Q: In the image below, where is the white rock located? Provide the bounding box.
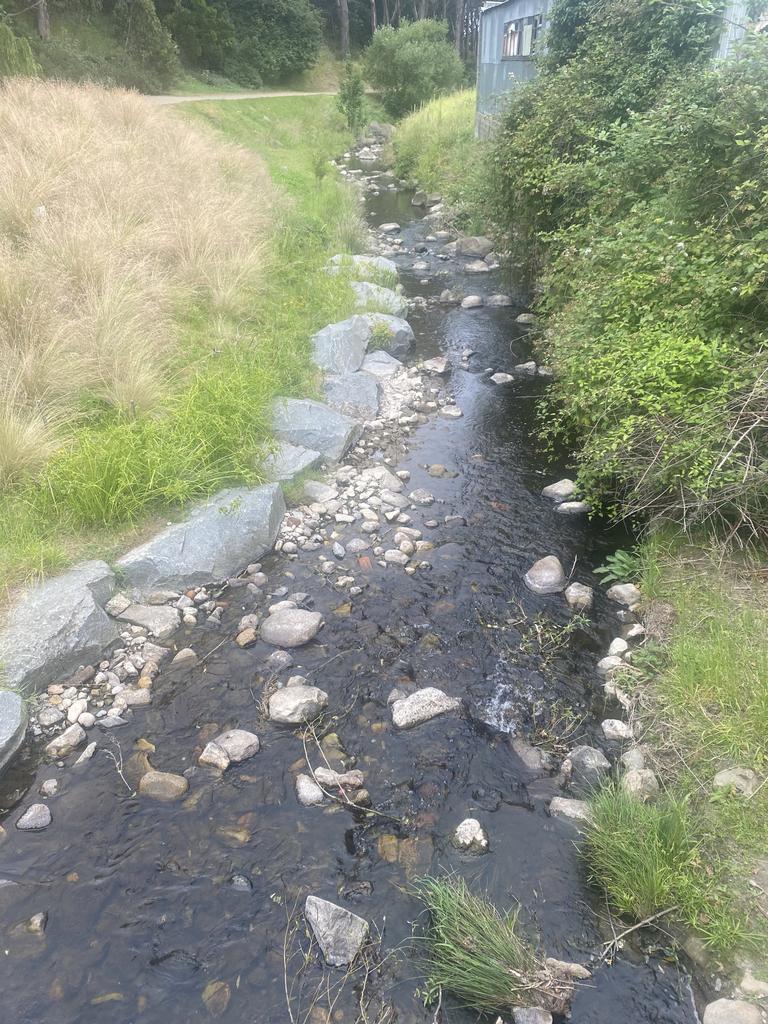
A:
[452,818,489,853]
[461,295,483,309]
[391,687,461,729]
[541,479,576,503]
[564,582,593,612]
[199,741,230,770]
[557,501,590,515]
[490,372,514,384]
[621,768,660,802]
[601,719,634,741]
[524,556,567,595]
[16,803,52,831]
[409,489,434,506]
[702,999,762,1024]
[260,609,323,648]
[296,773,325,806]
[597,655,624,675]
[608,637,629,657]
[513,1010,552,1024]
[607,582,642,606]
[269,685,329,724]
[39,778,59,797]
[549,797,592,824]
[45,723,86,758]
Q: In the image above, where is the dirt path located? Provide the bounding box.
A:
[150,89,336,106]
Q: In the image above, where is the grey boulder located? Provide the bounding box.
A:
[360,313,415,359]
[311,315,370,374]
[323,372,380,419]
[273,398,361,462]
[607,582,642,606]
[45,723,86,758]
[269,685,329,724]
[524,556,567,595]
[562,745,610,795]
[0,560,117,694]
[116,485,284,592]
[260,609,323,648]
[16,803,52,831]
[116,603,180,640]
[361,350,404,377]
[455,235,494,258]
[0,690,28,774]
[702,1000,762,1024]
[305,895,369,966]
[542,479,576,503]
[352,282,407,318]
[263,442,321,482]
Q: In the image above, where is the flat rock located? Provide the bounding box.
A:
[549,797,592,824]
[171,648,198,668]
[215,729,260,763]
[360,312,414,359]
[45,723,86,758]
[117,485,284,591]
[712,767,759,798]
[311,315,370,374]
[490,372,514,384]
[323,371,380,419]
[461,295,483,309]
[423,356,449,374]
[379,222,400,234]
[607,582,642,606]
[361,350,403,377]
[0,560,117,694]
[702,999,762,1024]
[116,604,180,640]
[524,556,567,595]
[360,464,404,491]
[557,501,590,515]
[260,609,323,647]
[296,773,325,806]
[329,254,397,279]
[0,690,28,774]
[542,479,576,502]
[391,687,461,729]
[352,282,407,318]
[455,235,493,258]
[139,770,189,801]
[269,685,329,724]
[305,895,369,966]
[486,294,513,306]
[273,398,361,462]
[263,442,321,482]
[565,582,593,612]
[16,803,51,831]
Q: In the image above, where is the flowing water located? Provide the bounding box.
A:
[0,156,699,1024]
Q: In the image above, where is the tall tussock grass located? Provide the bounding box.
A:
[0,78,272,485]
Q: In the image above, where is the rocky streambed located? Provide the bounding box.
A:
[0,138,706,1024]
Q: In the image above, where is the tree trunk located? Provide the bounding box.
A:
[370,0,377,33]
[382,0,389,24]
[36,0,50,41]
[338,0,350,56]
[454,0,464,53]
[417,0,427,17]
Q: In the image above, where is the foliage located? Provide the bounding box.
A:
[166,0,235,72]
[0,21,38,76]
[410,876,570,1015]
[337,59,364,133]
[583,785,750,952]
[226,0,322,82]
[113,0,180,90]
[595,547,645,585]
[363,19,464,118]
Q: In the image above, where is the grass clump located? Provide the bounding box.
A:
[411,876,572,1016]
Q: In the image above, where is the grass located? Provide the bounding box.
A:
[410,876,572,1016]
[391,89,486,232]
[0,91,370,599]
[582,536,768,961]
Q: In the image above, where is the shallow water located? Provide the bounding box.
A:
[0,160,698,1024]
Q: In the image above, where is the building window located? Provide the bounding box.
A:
[502,13,543,58]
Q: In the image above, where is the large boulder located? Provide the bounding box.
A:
[360,313,415,359]
[262,442,322,482]
[269,685,329,724]
[352,282,408,318]
[260,609,323,647]
[524,556,567,595]
[455,235,494,258]
[323,372,380,419]
[311,315,370,374]
[117,485,284,593]
[305,895,369,966]
[273,398,361,462]
[328,254,397,279]
[702,1000,762,1024]
[0,690,28,773]
[0,560,117,694]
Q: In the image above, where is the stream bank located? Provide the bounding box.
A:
[0,138,702,1024]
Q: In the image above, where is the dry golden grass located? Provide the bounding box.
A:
[0,78,273,485]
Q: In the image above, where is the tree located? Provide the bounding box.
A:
[363,19,464,116]
[0,21,39,75]
[114,0,180,89]
[166,0,234,70]
[227,0,322,81]
[337,58,364,130]
[338,0,350,54]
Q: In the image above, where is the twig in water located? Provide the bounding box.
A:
[599,906,678,961]
[102,738,134,795]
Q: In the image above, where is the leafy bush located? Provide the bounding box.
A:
[363,19,464,118]
[166,0,235,72]
[113,0,180,90]
[0,21,39,76]
[337,59,364,133]
[227,0,321,82]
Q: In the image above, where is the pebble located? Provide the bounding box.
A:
[564,582,593,612]
[39,778,59,798]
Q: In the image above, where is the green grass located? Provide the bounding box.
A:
[410,876,570,1016]
[0,95,367,598]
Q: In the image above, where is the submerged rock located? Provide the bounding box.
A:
[138,770,188,801]
[524,556,567,595]
[260,609,323,648]
[16,803,52,831]
[304,895,369,966]
[452,818,489,853]
[296,773,325,806]
[391,687,461,729]
[269,685,329,724]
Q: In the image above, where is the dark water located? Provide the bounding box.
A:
[0,163,698,1024]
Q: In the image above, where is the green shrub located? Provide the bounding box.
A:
[166,0,235,72]
[227,0,322,82]
[0,22,39,76]
[113,0,180,90]
[363,19,464,118]
[337,59,364,133]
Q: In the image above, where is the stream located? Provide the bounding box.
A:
[0,149,699,1024]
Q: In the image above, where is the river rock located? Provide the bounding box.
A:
[513,1010,552,1024]
[0,560,117,693]
[621,768,660,802]
[199,741,229,770]
[116,604,180,640]
[329,254,397,279]
[409,488,434,506]
[260,609,322,647]
[304,480,338,503]
[0,690,28,774]
[16,803,51,831]
[461,295,483,309]
[139,770,188,801]
[602,719,633,741]
[542,479,576,502]
[269,685,329,724]
[323,371,380,419]
[352,282,407,318]
[557,501,590,515]
[273,398,361,462]
[311,315,370,374]
[216,729,260,763]
[597,655,624,675]
[607,582,642,606]
[296,773,325,806]
[304,895,369,966]
[171,648,198,668]
[45,723,86,758]
[391,687,461,729]
[562,745,610,794]
[314,767,364,788]
[712,767,759,798]
[516,312,537,325]
[486,294,513,306]
[456,235,493,258]
[490,372,514,384]
[39,778,59,797]
[263,442,322,482]
[423,356,449,374]
[361,350,404,377]
[524,556,567,595]
[379,222,400,234]
[452,818,489,853]
[564,582,593,612]
[549,797,592,824]
[702,999,762,1024]
[117,485,284,591]
[67,698,87,723]
[360,312,415,359]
